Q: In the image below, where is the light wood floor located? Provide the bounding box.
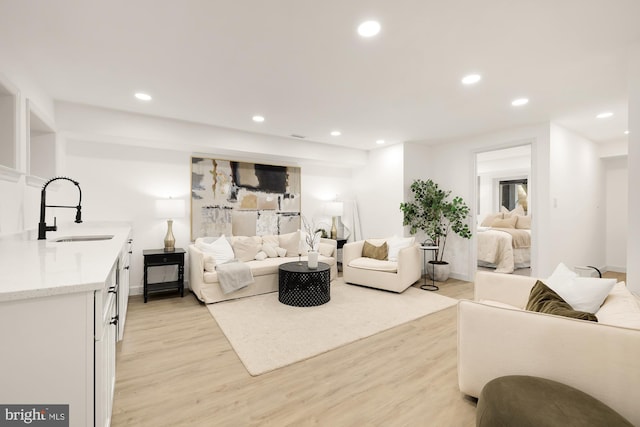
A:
[112,276,476,427]
[112,270,627,426]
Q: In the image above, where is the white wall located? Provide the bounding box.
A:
[603,156,627,272]
[548,123,606,271]
[56,103,360,294]
[628,44,640,295]
[352,144,405,239]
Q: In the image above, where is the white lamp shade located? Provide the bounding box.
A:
[155,198,185,219]
[325,201,344,217]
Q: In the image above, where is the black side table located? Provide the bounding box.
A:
[335,238,347,271]
[143,248,185,303]
[278,261,331,307]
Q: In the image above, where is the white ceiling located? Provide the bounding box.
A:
[1,0,638,150]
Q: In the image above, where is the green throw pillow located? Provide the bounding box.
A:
[526,280,598,322]
[362,241,388,260]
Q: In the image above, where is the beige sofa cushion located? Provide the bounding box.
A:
[279,231,300,256]
[596,282,640,329]
[348,257,398,272]
[231,236,262,262]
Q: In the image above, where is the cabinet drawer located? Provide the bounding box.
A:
[144,252,184,266]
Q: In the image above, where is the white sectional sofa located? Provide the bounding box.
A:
[189,233,337,304]
[458,271,640,426]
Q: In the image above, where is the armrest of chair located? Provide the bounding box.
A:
[397,243,421,281]
[474,271,537,308]
[343,241,364,266]
[188,244,205,287]
[319,237,338,258]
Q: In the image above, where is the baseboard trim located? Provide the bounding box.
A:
[605,265,627,273]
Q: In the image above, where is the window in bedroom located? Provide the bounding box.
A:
[499,178,528,214]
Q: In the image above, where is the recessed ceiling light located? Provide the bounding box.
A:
[624,130,630,135]
[330,131,341,136]
[134,92,152,101]
[252,115,265,123]
[461,74,481,85]
[511,98,529,107]
[358,20,381,37]
[376,139,385,145]
[596,112,613,119]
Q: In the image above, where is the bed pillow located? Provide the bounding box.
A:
[526,280,598,322]
[387,236,415,261]
[501,205,525,218]
[195,234,234,265]
[362,240,388,260]
[545,263,616,313]
[515,215,531,229]
[490,216,517,228]
[481,212,503,227]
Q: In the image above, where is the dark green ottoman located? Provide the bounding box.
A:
[476,375,633,427]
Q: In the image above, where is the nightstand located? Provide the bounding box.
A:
[142,248,185,303]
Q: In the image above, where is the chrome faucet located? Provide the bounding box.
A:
[38,176,83,240]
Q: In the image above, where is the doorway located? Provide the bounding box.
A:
[475,144,532,276]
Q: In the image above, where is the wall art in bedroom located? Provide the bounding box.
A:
[191,156,301,240]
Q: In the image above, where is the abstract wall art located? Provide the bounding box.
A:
[191,157,301,240]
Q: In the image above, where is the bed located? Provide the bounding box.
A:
[477,226,531,274]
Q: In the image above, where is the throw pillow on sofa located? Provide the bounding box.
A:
[262,243,278,258]
[546,263,616,313]
[387,236,415,261]
[363,240,388,260]
[195,235,234,265]
[525,281,598,322]
[278,231,300,256]
[231,236,261,262]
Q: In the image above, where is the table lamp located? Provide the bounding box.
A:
[155,198,185,252]
[325,201,344,240]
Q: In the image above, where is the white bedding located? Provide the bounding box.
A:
[477,228,531,273]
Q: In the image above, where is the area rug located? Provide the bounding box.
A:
[206,279,458,376]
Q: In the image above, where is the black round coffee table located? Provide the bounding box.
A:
[278,261,331,307]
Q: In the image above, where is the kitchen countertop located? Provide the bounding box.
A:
[0,223,132,302]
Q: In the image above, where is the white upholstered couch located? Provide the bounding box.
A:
[189,234,337,304]
[342,237,421,293]
[458,271,640,425]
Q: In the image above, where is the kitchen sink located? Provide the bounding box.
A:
[53,235,114,242]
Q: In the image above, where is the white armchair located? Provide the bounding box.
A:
[343,238,421,293]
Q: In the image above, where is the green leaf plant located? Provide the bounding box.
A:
[399,179,472,263]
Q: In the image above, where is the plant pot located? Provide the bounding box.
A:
[427,260,450,282]
[307,251,319,269]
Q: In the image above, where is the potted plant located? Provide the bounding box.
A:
[399,179,472,281]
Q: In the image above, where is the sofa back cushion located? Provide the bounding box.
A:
[526,281,598,322]
[231,236,262,262]
[278,231,300,257]
[195,235,235,265]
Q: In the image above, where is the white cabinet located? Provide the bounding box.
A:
[117,237,132,340]
[0,229,131,427]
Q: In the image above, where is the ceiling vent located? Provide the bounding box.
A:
[290,134,306,139]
